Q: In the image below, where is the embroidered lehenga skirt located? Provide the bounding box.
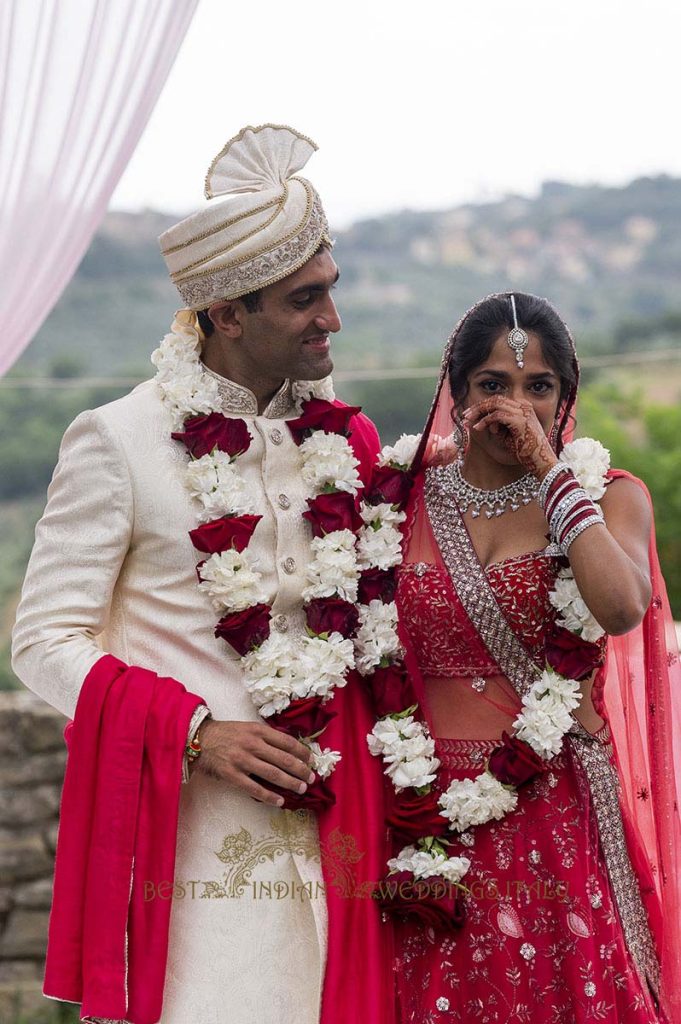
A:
[393,731,660,1024]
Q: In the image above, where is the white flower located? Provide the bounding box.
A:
[536,670,582,710]
[299,633,355,699]
[386,754,440,791]
[292,376,336,406]
[367,714,424,756]
[559,438,610,500]
[514,705,566,759]
[549,570,606,642]
[439,856,472,884]
[387,845,471,883]
[307,742,342,778]
[355,600,401,675]
[185,452,220,496]
[383,731,437,763]
[299,432,361,495]
[197,549,266,613]
[158,367,220,426]
[302,530,359,603]
[513,675,579,760]
[357,521,404,571]
[378,434,421,469]
[360,502,407,529]
[438,773,518,832]
[150,335,196,378]
[243,633,306,717]
[387,845,420,874]
[195,463,257,521]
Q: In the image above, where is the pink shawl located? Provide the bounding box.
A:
[43,653,204,1023]
[319,406,396,1024]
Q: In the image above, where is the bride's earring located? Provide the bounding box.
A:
[549,422,559,449]
[452,417,469,463]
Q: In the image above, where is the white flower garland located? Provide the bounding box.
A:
[362,434,611,885]
[151,313,365,780]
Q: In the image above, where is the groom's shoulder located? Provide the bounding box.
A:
[85,378,165,432]
[60,379,168,457]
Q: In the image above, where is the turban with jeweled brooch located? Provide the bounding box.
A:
[158,123,332,309]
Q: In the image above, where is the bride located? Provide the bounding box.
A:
[364,292,680,1023]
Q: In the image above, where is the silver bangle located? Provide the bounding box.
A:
[549,489,593,540]
[560,514,605,555]
[537,462,572,510]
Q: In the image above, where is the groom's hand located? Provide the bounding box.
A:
[193,719,316,807]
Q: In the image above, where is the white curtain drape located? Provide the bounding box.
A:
[0,0,199,377]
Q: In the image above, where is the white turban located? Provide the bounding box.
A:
[158,123,332,309]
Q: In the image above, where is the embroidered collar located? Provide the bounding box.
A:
[200,362,294,419]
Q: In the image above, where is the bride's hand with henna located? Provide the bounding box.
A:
[463,397,558,480]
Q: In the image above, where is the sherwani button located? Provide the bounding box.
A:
[282,557,296,574]
[273,614,289,632]
[278,493,291,510]
[270,428,283,445]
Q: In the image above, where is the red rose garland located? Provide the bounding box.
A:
[151,313,371,811]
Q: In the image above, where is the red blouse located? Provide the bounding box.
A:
[396,549,572,677]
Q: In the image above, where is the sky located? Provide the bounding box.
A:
[110,0,681,228]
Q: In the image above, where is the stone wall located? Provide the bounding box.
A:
[0,690,67,1020]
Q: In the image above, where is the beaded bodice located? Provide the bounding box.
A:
[396,549,565,677]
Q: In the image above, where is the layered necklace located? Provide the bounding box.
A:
[446,461,539,519]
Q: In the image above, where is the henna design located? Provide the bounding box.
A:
[464,398,557,479]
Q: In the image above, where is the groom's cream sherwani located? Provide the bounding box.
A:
[11,367,346,1024]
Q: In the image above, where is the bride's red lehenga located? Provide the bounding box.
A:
[387,301,681,1024]
[395,530,659,1022]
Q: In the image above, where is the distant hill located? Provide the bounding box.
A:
[12,174,681,378]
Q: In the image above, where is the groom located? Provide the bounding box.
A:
[11,125,390,1024]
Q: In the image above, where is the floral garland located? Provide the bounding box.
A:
[151,311,373,809]
[358,434,611,926]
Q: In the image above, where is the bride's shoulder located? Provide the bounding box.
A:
[601,471,652,526]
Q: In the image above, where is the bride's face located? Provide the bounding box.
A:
[462,330,562,466]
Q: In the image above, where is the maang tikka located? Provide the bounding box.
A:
[507,294,529,369]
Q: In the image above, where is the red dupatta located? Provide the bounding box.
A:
[44,654,204,1024]
[319,405,396,1024]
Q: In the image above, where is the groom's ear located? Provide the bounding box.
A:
[208,301,246,339]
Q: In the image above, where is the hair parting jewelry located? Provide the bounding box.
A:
[507,294,529,369]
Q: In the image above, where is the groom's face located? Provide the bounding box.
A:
[235,248,342,383]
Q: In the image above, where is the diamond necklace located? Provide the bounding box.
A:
[446,461,539,519]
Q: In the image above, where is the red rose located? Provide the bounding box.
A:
[172,413,252,458]
[545,626,604,681]
[303,492,364,538]
[387,789,447,843]
[358,567,397,604]
[214,604,271,655]
[365,466,413,508]
[269,697,336,737]
[370,663,416,717]
[306,597,360,638]
[287,399,362,444]
[373,871,466,930]
[189,514,262,554]
[488,731,545,787]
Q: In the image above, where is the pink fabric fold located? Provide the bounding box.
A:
[43,653,204,1024]
[320,407,396,1024]
[604,470,681,1022]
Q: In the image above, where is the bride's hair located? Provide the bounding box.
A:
[447,292,577,406]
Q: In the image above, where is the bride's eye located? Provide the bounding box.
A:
[480,380,503,393]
